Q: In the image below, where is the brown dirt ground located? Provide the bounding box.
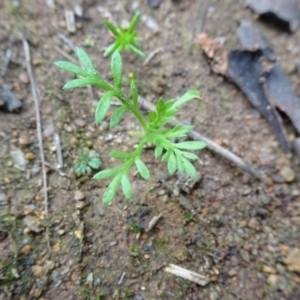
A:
[1,0,300,299]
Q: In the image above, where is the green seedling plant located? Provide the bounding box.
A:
[104,12,145,57]
[55,48,206,203]
[75,150,102,175]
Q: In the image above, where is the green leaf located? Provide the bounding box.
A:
[176,154,184,174]
[135,157,150,180]
[167,153,177,175]
[111,51,123,88]
[128,43,145,57]
[54,61,88,77]
[77,48,96,74]
[104,41,119,57]
[104,20,120,38]
[162,149,172,162]
[148,111,157,122]
[131,80,138,107]
[110,105,127,129]
[175,141,207,150]
[103,175,121,204]
[164,125,194,139]
[182,157,197,179]
[121,174,132,200]
[95,92,114,124]
[93,168,117,180]
[181,151,199,160]
[165,99,176,109]
[88,158,102,169]
[173,90,201,108]
[109,150,131,160]
[128,13,141,32]
[154,145,163,158]
[63,76,112,90]
[156,98,165,113]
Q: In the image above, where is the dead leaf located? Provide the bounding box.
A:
[245,0,300,32]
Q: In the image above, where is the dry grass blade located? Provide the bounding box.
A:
[165,264,209,286]
[22,37,50,252]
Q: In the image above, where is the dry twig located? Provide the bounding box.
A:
[22,37,51,252]
[138,96,263,180]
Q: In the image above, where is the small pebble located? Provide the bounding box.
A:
[0,193,9,204]
[76,201,86,209]
[25,152,35,160]
[19,73,29,84]
[74,190,85,201]
[279,166,295,182]
[21,244,32,255]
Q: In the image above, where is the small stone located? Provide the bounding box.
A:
[276,157,291,167]
[279,166,295,182]
[10,149,28,171]
[98,207,105,216]
[248,217,260,231]
[19,136,29,146]
[284,248,300,272]
[0,193,9,204]
[76,201,86,209]
[57,229,65,235]
[267,275,288,291]
[25,152,35,161]
[147,0,161,9]
[74,118,86,127]
[74,190,85,201]
[32,265,44,277]
[19,73,29,84]
[44,260,55,272]
[86,272,93,284]
[23,216,43,233]
[21,244,32,255]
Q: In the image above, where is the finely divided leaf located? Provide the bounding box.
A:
[175,141,207,150]
[54,61,88,77]
[176,154,184,174]
[168,153,177,175]
[182,157,197,179]
[103,175,121,204]
[95,92,114,124]
[121,174,132,200]
[63,76,111,90]
[135,157,150,180]
[63,78,96,89]
[77,48,97,74]
[110,105,127,129]
[128,43,145,57]
[181,151,199,160]
[104,41,119,57]
[104,20,120,38]
[111,51,123,88]
[164,125,194,139]
[128,13,141,32]
[109,150,131,160]
[154,145,163,158]
[93,168,117,180]
[173,90,201,108]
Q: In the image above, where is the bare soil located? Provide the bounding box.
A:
[1,0,300,299]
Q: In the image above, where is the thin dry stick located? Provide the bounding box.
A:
[22,37,50,252]
[138,96,263,180]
